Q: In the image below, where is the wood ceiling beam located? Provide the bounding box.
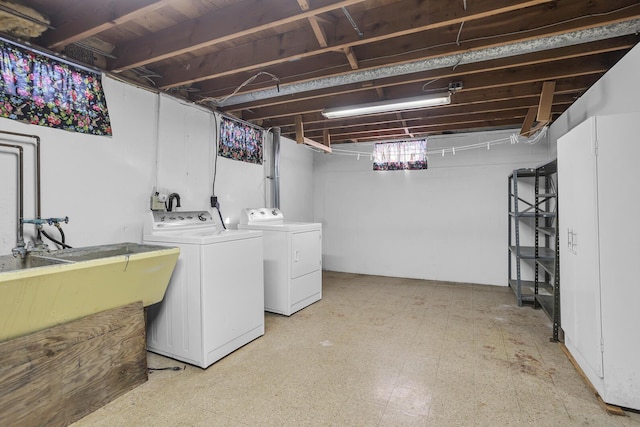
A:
[344,47,359,69]
[236,53,616,122]
[537,81,556,122]
[305,106,570,142]
[310,17,330,48]
[520,107,538,137]
[282,95,576,134]
[297,0,330,48]
[156,0,553,88]
[316,118,531,143]
[192,0,639,99]
[351,0,640,70]
[42,0,167,49]
[218,37,633,113]
[254,75,598,127]
[110,0,366,72]
[300,109,561,139]
[288,103,570,138]
[268,94,575,133]
[295,115,332,152]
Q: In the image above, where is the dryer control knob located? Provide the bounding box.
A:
[198,213,207,221]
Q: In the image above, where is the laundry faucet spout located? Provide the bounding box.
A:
[167,193,181,212]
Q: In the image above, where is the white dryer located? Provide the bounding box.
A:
[143,209,264,368]
[239,208,322,316]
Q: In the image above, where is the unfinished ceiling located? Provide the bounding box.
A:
[5,0,640,144]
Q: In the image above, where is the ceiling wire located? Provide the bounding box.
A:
[421,78,441,91]
[456,22,465,46]
[302,126,547,157]
[197,71,280,106]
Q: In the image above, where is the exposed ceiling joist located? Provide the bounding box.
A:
[110,0,367,72]
[222,36,633,114]
[156,0,553,88]
[15,0,640,142]
[295,115,332,152]
[220,19,640,107]
[45,0,166,49]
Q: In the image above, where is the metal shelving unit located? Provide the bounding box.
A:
[508,159,560,341]
[533,160,560,341]
[508,167,537,306]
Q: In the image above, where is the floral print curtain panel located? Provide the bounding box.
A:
[0,40,111,136]
[219,116,263,164]
[373,139,428,171]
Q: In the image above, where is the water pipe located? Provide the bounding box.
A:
[0,131,41,219]
[0,142,24,254]
[272,127,281,209]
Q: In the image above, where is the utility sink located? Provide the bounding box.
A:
[0,242,179,342]
[41,242,171,262]
[0,254,71,272]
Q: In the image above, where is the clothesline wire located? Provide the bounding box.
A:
[301,126,547,158]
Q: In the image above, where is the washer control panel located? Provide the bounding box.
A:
[150,210,216,230]
[240,208,284,225]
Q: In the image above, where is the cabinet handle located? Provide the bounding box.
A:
[295,250,299,262]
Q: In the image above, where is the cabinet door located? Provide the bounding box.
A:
[558,117,603,378]
[596,113,640,408]
[291,230,322,278]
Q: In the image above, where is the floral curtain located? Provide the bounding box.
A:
[0,40,111,136]
[219,116,263,164]
[373,139,428,171]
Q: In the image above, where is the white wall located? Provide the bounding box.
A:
[278,136,314,222]
[0,76,158,253]
[314,43,640,287]
[155,95,266,227]
[549,43,640,150]
[313,130,550,286]
[0,75,314,253]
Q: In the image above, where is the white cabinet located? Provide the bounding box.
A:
[558,113,640,410]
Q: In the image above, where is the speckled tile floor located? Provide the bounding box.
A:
[72,271,640,426]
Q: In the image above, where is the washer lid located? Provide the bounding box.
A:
[144,228,262,244]
[238,222,321,232]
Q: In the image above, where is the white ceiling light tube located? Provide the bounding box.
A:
[321,92,451,119]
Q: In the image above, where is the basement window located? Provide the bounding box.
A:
[219,116,263,164]
[373,139,428,171]
[0,39,111,136]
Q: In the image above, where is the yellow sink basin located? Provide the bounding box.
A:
[0,242,179,342]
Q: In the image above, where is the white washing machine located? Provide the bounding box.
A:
[238,208,322,316]
[143,209,264,368]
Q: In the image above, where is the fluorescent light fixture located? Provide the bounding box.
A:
[322,92,451,119]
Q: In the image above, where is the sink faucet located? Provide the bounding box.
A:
[167,193,181,212]
[13,217,70,258]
